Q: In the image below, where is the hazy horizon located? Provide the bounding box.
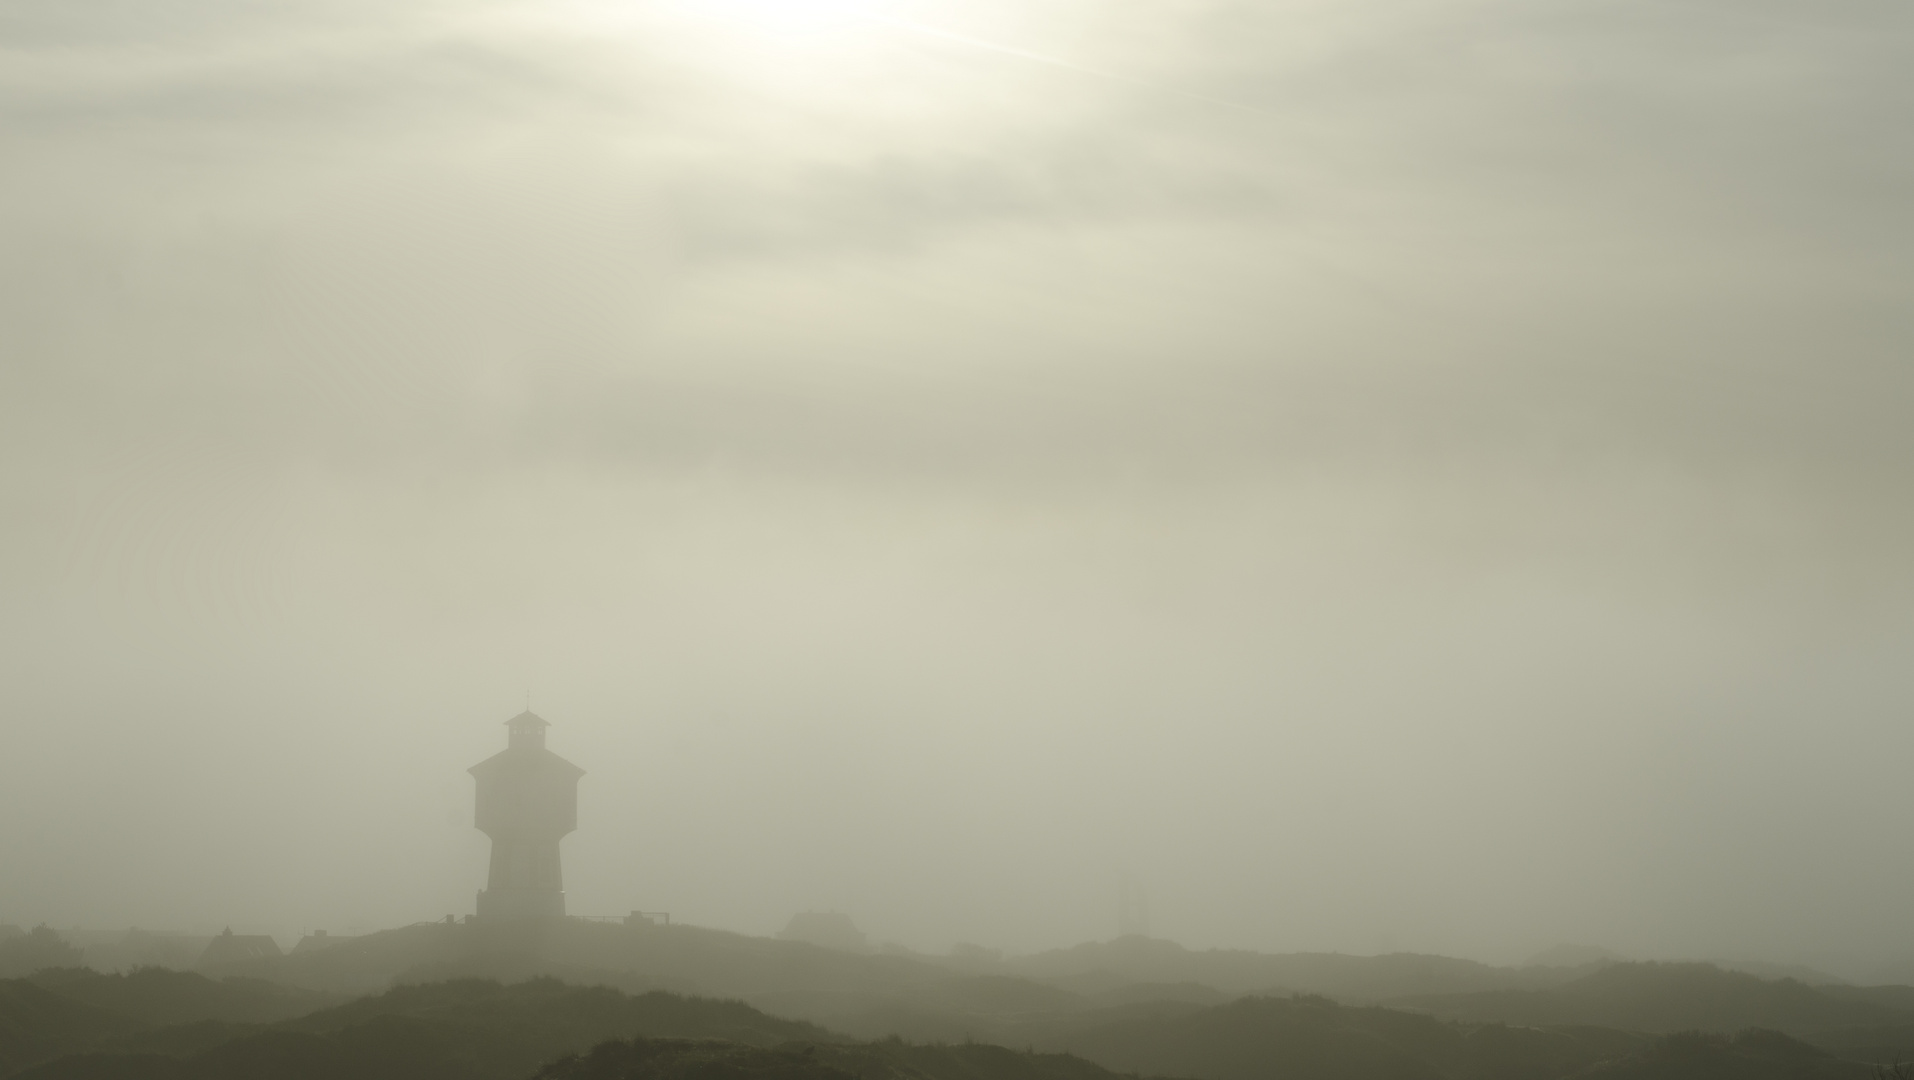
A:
[2,0,1910,984]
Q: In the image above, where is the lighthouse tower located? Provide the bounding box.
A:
[470,711,586,922]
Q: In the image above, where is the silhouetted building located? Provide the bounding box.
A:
[290,929,360,956]
[196,928,282,968]
[470,711,585,922]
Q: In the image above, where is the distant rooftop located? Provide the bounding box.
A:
[197,928,282,968]
[506,711,550,729]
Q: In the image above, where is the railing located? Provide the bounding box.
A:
[402,914,674,928]
[571,912,672,926]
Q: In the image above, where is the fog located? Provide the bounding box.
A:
[1,0,1910,979]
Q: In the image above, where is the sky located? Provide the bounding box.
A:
[1,0,1911,978]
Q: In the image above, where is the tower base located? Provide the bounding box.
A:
[476,888,566,922]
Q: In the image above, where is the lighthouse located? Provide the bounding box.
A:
[470,711,586,922]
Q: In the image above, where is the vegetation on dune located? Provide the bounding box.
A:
[280,977,834,1046]
[1009,939,1553,1001]
[1797,1023,1914,1067]
[1,967,346,1076]
[533,1037,1148,1080]
[0,977,848,1080]
[8,1055,190,1080]
[533,1040,864,1080]
[0,980,139,1076]
[1056,993,1551,1080]
[1576,1028,1874,1080]
[0,933,84,982]
[531,1026,1880,1080]
[24,970,338,1028]
[7,946,1914,1080]
[1395,964,1899,1036]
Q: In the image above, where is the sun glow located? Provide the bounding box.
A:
[680,0,890,36]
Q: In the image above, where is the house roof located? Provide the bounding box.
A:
[197,929,282,968]
[290,932,360,956]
